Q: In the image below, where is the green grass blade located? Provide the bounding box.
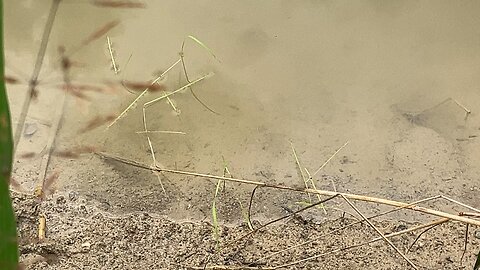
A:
[474,250,480,270]
[0,0,20,269]
[211,180,222,248]
[187,35,220,62]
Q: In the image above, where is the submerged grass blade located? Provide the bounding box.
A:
[143,72,214,108]
[187,35,220,62]
[108,58,181,128]
[0,0,19,268]
[180,39,219,115]
[290,142,311,202]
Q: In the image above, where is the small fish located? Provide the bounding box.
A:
[58,83,106,93]
[53,145,98,158]
[92,0,146,8]
[81,20,121,47]
[121,80,166,92]
[74,145,98,153]
[53,150,80,159]
[2,75,20,84]
[79,114,116,133]
[68,88,92,101]
[18,152,36,159]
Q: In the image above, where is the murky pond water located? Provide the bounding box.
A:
[7,0,480,223]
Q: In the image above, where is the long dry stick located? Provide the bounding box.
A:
[135,130,186,135]
[95,152,480,227]
[340,194,418,269]
[271,218,449,269]
[14,0,61,152]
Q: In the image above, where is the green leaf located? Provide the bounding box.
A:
[0,0,20,269]
[474,250,480,270]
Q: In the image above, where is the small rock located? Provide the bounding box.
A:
[79,205,88,215]
[393,224,408,232]
[68,191,79,201]
[24,123,38,136]
[475,230,480,239]
[56,196,66,204]
[81,242,91,251]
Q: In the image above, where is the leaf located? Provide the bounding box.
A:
[0,0,19,269]
[474,250,480,270]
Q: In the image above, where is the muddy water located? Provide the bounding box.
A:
[6,1,480,223]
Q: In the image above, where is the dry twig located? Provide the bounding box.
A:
[340,194,418,269]
[271,218,448,269]
[95,152,480,227]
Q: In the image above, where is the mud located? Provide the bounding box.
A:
[13,193,480,269]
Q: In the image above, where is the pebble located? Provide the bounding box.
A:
[56,196,66,204]
[23,123,38,136]
[475,230,480,239]
[68,191,79,201]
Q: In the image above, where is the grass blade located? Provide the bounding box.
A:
[474,251,480,270]
[0,0,19,268]
[187,35,220,62]
[212,179,223,248]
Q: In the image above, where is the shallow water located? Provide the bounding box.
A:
[7,0,480,223]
